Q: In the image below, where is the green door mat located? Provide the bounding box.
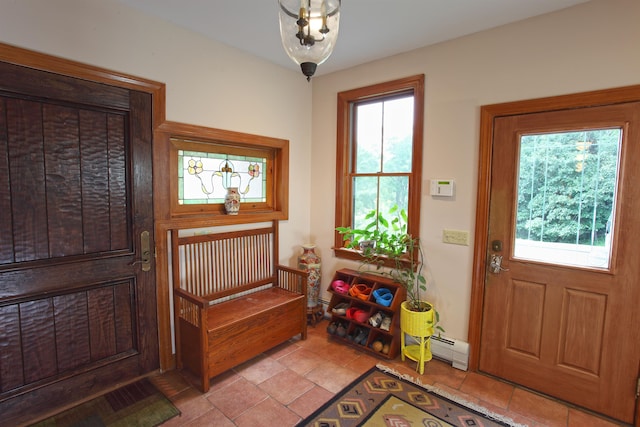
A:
[31,378,180,427]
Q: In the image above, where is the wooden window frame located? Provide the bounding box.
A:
[155,121,289,224]
[334,75,425,263]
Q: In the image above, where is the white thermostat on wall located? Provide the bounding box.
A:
[430,179,455,197]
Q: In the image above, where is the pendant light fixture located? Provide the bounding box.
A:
[278,0,341,81]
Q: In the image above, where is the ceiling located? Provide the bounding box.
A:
[117,0,590,77]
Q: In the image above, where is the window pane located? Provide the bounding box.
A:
[379,175,409,218]
[355,103,382,173]
[352,175,409,233]
[178,150,267,205]
[353,176,378,230]
[514,128,620,269]
[383,96,413,173]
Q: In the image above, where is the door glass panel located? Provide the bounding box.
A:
[514,128,621,269]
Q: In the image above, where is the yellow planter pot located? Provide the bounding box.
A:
[400,301,435,375]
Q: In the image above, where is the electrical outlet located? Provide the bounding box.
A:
[442,229,469,246]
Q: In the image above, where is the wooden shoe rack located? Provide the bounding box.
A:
[326,268,406,359]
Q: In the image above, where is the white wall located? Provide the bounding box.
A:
[0,0,313,259]
[311,0,640,341]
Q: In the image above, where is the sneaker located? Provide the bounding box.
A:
[336,323,347,338]
[369,311,383,328]
[380,314,392,331]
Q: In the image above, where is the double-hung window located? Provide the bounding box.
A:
[334,75,424,261]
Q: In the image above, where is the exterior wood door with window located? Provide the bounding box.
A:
[0,60,158,424]
[478,94,640,423]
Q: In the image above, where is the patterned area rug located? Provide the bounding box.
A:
[30,378,180,427]
[299,365,526,427]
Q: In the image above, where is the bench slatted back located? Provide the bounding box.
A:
[172,222,279,302]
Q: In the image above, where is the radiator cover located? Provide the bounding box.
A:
[430,335,469,371]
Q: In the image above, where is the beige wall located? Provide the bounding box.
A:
[2,0,639,344]
[311,0,640,340]
[0,0,314,261]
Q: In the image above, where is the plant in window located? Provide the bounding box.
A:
[337,206,443,333]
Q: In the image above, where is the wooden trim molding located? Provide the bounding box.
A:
[333,74,424,257]
[155,121,289,222]
[0,43,165,127]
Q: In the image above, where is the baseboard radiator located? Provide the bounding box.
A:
[430,335,469,371]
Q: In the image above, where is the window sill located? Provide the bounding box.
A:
[332,247,408,269]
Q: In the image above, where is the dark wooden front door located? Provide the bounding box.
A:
[0,60,157,424]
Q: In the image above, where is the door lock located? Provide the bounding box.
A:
[129,231,152,272]
[489,254,508,274]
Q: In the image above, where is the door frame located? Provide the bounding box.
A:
[468,85,640,425]
[0,44,165,128]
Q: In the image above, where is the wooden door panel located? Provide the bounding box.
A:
[54,292,92,371]
[1,97,131,265]
[0,281,137,396]
[558,289,606,375]
[505,279,545,357]
[6,98,49,262]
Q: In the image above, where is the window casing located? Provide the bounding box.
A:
[334,75,424,262]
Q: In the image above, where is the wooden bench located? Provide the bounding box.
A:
[171,221,308,392]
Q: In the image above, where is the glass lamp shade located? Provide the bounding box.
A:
[279,0,340,79]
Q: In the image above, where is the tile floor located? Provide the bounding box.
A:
[150,319,628,427]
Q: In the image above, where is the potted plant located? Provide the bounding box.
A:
[337,206,443,372]
[336,206,443,332]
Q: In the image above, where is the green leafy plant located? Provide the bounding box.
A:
[337,206,444,333]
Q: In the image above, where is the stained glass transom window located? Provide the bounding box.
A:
[178,150,267,205]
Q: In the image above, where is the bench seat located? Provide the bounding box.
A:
[172,222,308,392]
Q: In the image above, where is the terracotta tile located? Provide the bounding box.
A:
[264,339,300,359]
[183,406,235,427]
[343,352,380,374]
[206,377,268,419]
[233,354,286,384]
[232,397,300,427]
[567,408,625,427]
[287,385,335,419]
[278,347,327,376]
[509,388,568,427]
[164,388,216,426]
[204,369,241,395]
[257,368,315,405]
[420,359,468,389]
[324,345,365,366]
[304,362,361,393]
[459,372,514,409]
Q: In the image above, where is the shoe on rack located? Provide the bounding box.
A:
[331,302,349,316]
[380,314,392,331]
[336,323,347,337]
[326,321,338,335]
[369,311,383,328]
[354,328,369,345]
